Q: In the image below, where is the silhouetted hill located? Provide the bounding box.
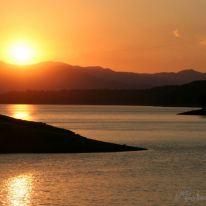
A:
[0,114,145,153]
[0,61,205,92]
[0,80,206,107]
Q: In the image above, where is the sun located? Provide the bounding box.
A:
[6,41,37,65]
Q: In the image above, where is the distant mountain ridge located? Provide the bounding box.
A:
[0,61,205,92]
[1,80,206,107]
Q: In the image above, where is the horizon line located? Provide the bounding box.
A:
[0,60,202,75]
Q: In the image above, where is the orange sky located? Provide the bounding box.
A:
[0,0,206,73]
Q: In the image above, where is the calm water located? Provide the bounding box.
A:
[0,104,205,206]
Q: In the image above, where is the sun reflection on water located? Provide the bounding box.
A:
[6,104,34,121]
[7,174,33,206]
[14,111,31,120]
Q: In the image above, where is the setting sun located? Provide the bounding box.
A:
[7,41,36,65]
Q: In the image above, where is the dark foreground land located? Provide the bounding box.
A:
[179,109,206,115]
[0,115,146,153]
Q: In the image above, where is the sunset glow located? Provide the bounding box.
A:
[5,41,37,65]
[0,0,206,72]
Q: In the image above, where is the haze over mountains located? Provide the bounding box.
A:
[0,61,206,92]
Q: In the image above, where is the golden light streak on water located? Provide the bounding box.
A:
[6,174,33,206]
[6,104,34,121]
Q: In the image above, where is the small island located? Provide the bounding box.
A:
[0,114,146,153]
[179,108,206,115]
[178,96,206,116]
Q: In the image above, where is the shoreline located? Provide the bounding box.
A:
[0,114,146,154]
[178,109,206,116]
[0,103,200,108]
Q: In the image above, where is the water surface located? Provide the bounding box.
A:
[0,105,205,206]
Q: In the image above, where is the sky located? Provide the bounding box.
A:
[0,0,206,73]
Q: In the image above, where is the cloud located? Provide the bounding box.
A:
[173,29,181,38]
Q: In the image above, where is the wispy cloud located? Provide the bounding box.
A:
[173,29,181,38]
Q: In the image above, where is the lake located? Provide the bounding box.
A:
[0,104,205,206]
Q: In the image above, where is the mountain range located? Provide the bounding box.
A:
[0,61,206,92]
[1,80,206,107]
